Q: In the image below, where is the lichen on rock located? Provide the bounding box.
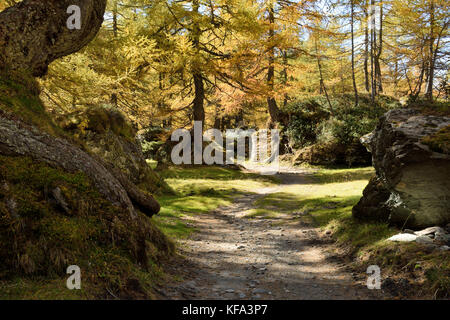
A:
[353,108,450,229]
[56,106,171,194]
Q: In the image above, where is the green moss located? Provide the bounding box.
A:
[408,99,450,116]
[60,106,136,142]
[422,125,450,154]
[0,74,67,138]
[0,155,173,299]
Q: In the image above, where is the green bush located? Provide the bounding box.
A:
[283,97,330,148]
[282,94,400,148]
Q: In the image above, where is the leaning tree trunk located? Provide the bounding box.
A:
[0,112,160,218]
[0,0,107,76]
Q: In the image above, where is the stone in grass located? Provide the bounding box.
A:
[415,235,434,245]
[387,233,417,242]
[252,288,267,294]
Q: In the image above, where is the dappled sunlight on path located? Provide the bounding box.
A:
[157,167,382,300]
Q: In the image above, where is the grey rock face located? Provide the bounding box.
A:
[353,109,450,229]
[415,235,434,245]
[388,226,450,251]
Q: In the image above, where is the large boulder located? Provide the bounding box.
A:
[0,77,173,298]
[57,107,170,194]
[353,108,450,229]
[292,140,371,167]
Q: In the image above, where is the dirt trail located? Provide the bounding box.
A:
[157,167,381,300]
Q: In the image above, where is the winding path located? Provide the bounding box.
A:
[157,167,382,300]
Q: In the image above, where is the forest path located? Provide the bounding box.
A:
[157,166,381,300]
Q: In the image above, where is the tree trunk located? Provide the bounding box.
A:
[267,0,279,125]
[282,50,289,107]
[112,0,118,38]
[351,0,359,106]
[191,0,205,128]
[192,72,205,124]
[370,0,376,103]
[413,60,426,100]
[0,1,161,219]
[364,1,370,92]
[0,0,107,76]
[394,60,399,97]
[375,1,383,93]
[315,38,333,115]
[213,105,221,129]
[425,0,435,101]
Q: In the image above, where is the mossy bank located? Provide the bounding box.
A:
[0,74,174,299]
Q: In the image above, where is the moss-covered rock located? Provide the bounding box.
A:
[0,155,173,299]
[422,125,450,154]
[292,140,372,167]
[0,72,66,138]
[56,107,171,194]
[0,73,170,196]
[0,74,174,298]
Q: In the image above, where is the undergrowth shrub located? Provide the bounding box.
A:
[282,94,400,149]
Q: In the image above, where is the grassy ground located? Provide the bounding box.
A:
[0,155,172,300]
[153,166,278,239]
[247,166,449,298]
[157,165,448,298]
[153,165,395,255]
[2,161,447,298]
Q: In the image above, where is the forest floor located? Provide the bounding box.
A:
[154,165,390,300]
